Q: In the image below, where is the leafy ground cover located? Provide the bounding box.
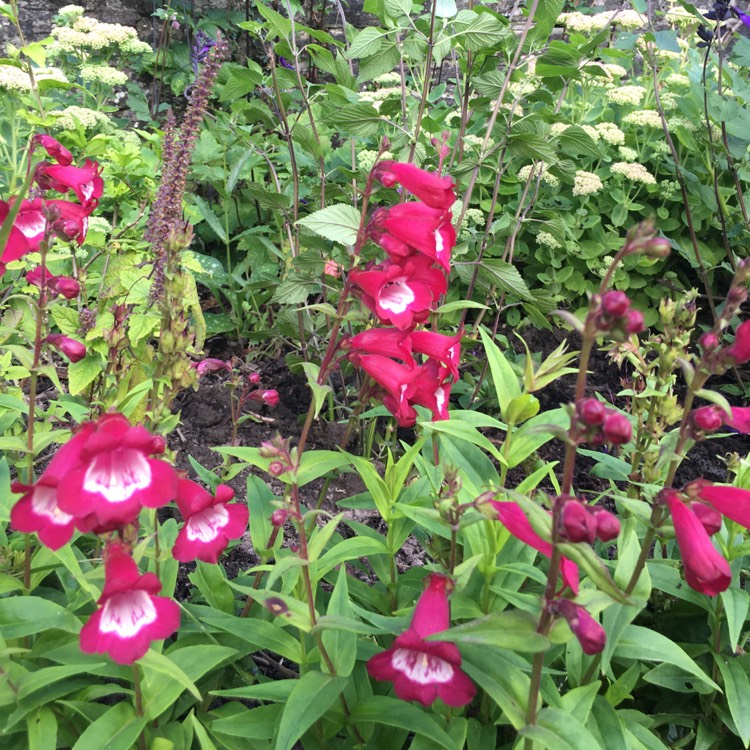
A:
[1,0,750,748]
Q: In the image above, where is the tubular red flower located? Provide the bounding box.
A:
[44,199,91,244]
[353,353,421,427]
[488,500,579,594]
[723,320,750,365]
[35,160,103,208]
[172,479,249,563]
[80,543,180,664]
[554,600,606,655]
[45,333,86,363]
[410,329,462,380]
[366,573,475,707]
[345,328,415,365]
[56,413,177,532]
[409,361,452,422]
[372,161,456,210]
[664,490,731,595]
[727,407,750,433]
[696,483,750,529]
[33,134,73,166]
[0,198,46,269]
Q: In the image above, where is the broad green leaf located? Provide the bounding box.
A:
[207,704,281,739]
[558,543,630,604]
[347,27,386,58]
[201,613,302,662]
[0,597,80,638]
[274,671,347,750]
[139,649,202,702]
[428,610,548,652]
[193,195,228,244]
[300,362,332,421]
[454,9,508,51]
[589,696,628,750]
[520,706,603,749]
[219,61,262,102]
[307,512,345,561]
[190,712,218,750]
[715,654,750,747]
[68,353,103,396]
[479,326,520,415]
[615,625,720,692]
[17,663,106,703]
[212,680,296,701]
[315,536,389,580]
[72,702,146,750]
[189,562,235,614]
[350,695,456,749]
[423,418,507,465]
[27,706,57,750]
[297,449,350,486]
[296,204,361,245]
[322,568,357,676]
[721,586,749,653]
[506,408,568,468]
[142,645,237,720]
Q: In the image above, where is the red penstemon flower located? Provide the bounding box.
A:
[367,573,475,707]
[722,320,750,365]
[410,330,462,380]
[56,413,177,532]
[351,256,447,331]
[172,479,249,563]
[409,360,452,422]
[663,489,731,596]
[488,500,580,594]
[372,161,456,209]
[34,160,104,208]
[80,542,180,664]
[33,134,73,166]
[353,353,421,427]
[45,333,86,363]
[345,328,415,365]
[0,198,46,269]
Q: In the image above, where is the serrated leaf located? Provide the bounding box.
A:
[297,203,361,245]
[67,353,103,396]
[193,195,228,243]
[347,27,386,59]
[219,61,262,101]
[454,10,508,51]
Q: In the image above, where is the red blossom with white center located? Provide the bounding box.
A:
[488,500,580,594]
[410,329,462,380]
[10,423,94,549]
[80,543,180,664]
[0,198,46,271]
[351,256,446,331]
[172,479,249,563]
[663,490,731,595]
[56,413,177,532]
[353,353,421,427]
[367,573,475,707]
[35,160,104,208]
[372,161,456,210]
[409,361,452,422]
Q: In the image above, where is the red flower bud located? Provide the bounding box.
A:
[578,398,606,426]
[33,134,73,166]
[556,601,606,655]
[150,435,167,455]
[45,333,86,362]
[248,372,261,384]
[260,389,279,407]
[561,500,596,544]
[601,290,630,317]
[592,509,621,542]
[51,276,80,299]
[625,309,645,334]
[689,501,722,536]
[699,332,719,353]
[271,508,289,527]
[691,405,724,433]
[268,461,285,477]
[602,411,632,444]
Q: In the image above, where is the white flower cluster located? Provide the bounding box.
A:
[537,231,561,249]
[623,110,663,128]
[357,150,393,173]
[87,216,112,234]
[660,180,681,198]
[581,61,628,82]
[80,64,129,86]
[659,92,679,111]
[618,146,639,161]
[509,76,541,97]
[597,122,625,145]
[518,163,559,188]
[665,73,690,89]
[606,85,647,106]
[0,65,68,91]
[572,170,604,196]
[668,115,698,132]
[57,5,85,22]
[463,134,485,148]
[374,72,402,86]
[554,122,601,142]
[665,6,701,26]
[51,105,113,132]
[550,122,569,137]
[614,10,647,30]
[651,140,671,155]
[49,16,151,56]
[610,162,657,184]
[560,10,645,32]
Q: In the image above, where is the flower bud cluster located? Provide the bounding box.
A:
[688,405,725,437]
[592,291,644,339]
[573,398,633,446]
[559,496,621,544]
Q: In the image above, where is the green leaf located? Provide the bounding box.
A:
[479,259,533,300]
[27,706,57,750]
[189,562,235,614]
[71,702,146,750]
[715,655,750,747]
[520,706,603,750]
[384,0,411,18]
[506,408,568,468]
[68,353,103,396]
[17,663,106,703]
[322,567,357,676]
[347,27,386,58]
[300,362,333,422]
[350,696,456,749]
[428,610,549,652]
[142,645,237,720]
[201,613,303,662]
[454,9,509,51]
[219,61,262,101]
[615,625,720,692]
[480,326,521,417]
[274,671,347,750]
[212,681,296,701]
[139,649,202,703]
[0,596,80,638]
[297,204,361,245]
[193,195,228,244]
[721,586,749,653]
[558,542,630,604]
[422,418,508,465]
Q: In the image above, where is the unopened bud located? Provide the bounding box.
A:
[602,411,632,444]
[592,509,621,542]
[248,372,261,384]
[642,236,671,258]
[261,389,279,407]
[689,501,722,536]
[268,461,285,477]
[45,333,86,363]
[690,405,724,433]
[700,332,719,353]
[601,290,630,317]
[149,435,166,454]
[554,600,606,655]
[625,309,645,334]
[271,508,288,527]
[52,276,80,299]
[561,500,596,544]
[578,398,606,426]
